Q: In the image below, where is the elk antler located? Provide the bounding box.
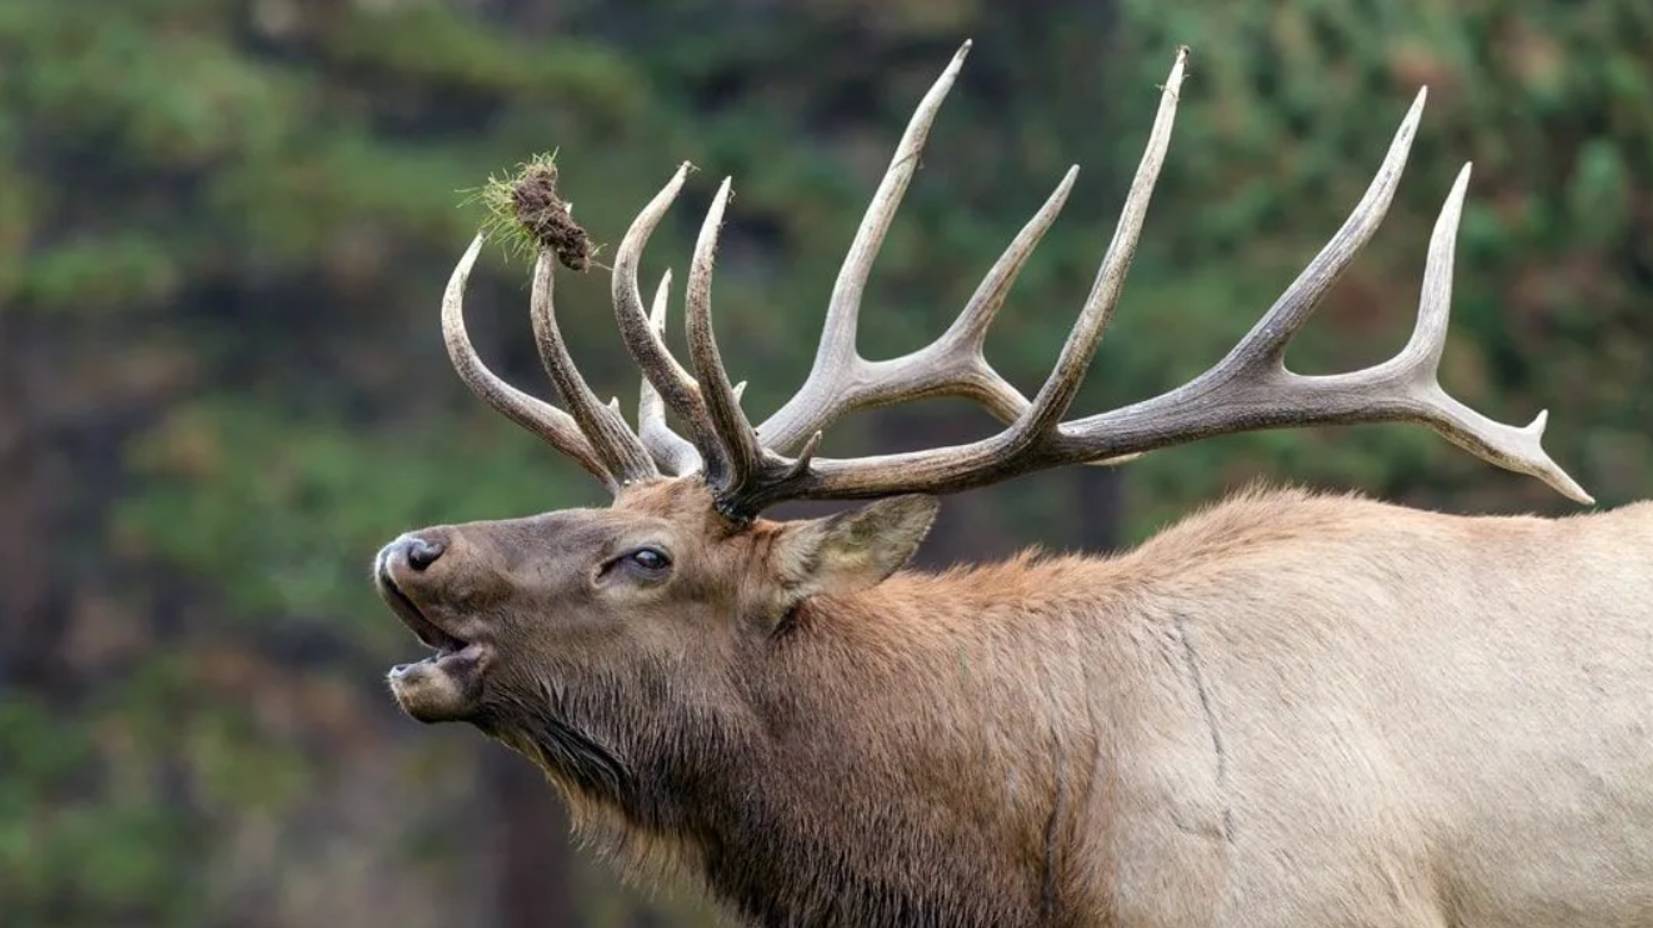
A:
[442,234,621,490]
[529,246,659,486]
[637,270,703,476]
[439,43,1591,515]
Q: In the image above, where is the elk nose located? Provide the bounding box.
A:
[401,536,446,571]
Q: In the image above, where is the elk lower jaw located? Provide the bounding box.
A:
[387,640,490,722]
[377,565,491,722]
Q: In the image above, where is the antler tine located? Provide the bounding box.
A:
[919,164,1080,418]
[528,248,659,485]
[638,270,702,475]
[612,163,732,481]
[1000,47,1186,446]
[1337,164,1592,503]
[441,233,616,490]
[1216,87,1428,376]
[758,166,1076,452]
[824,40,969,358]
[758,40,971,453]
[686,177,766,494]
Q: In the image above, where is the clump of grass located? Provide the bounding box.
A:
[465,151,595,271]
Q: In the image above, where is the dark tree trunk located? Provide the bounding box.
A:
[0,317,50,686]
[487,746,579,928]
[1072,465,1122,553]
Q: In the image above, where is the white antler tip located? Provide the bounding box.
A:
[939,41,970,76]
[1550,469,1595,506]
[1155,47,1188,99]
[457,231,486,269]
[445,233,488,301]
[1516,409,1593,505]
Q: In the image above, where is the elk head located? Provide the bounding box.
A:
[374,43,1588,807]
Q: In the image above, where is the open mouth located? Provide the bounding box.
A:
[374,554,485,672]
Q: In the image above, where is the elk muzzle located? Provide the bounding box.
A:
[375,531,491,722]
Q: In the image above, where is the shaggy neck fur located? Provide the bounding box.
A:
[506,550,1157,926]
[708,557,1124,927]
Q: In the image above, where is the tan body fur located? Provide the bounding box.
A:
[696,489,1653,926]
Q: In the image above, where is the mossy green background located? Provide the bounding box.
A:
[3,1,1649,925]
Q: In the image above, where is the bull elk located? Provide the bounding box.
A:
[374,44,1653,927]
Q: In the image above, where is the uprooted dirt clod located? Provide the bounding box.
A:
[471,153,594,271]
[509,161,591,271]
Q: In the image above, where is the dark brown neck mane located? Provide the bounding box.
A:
[517,552,1142,926]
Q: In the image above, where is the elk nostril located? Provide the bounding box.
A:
[405,538,445,571]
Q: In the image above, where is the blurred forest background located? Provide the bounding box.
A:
[2,0,1649,925]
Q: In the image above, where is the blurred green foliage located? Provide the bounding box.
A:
[2,1,1648,925]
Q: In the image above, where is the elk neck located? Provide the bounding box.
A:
[685,551,1143,926]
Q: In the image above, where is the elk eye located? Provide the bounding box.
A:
[623,547,671,572]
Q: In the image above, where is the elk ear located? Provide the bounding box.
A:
[771,495,939,603]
